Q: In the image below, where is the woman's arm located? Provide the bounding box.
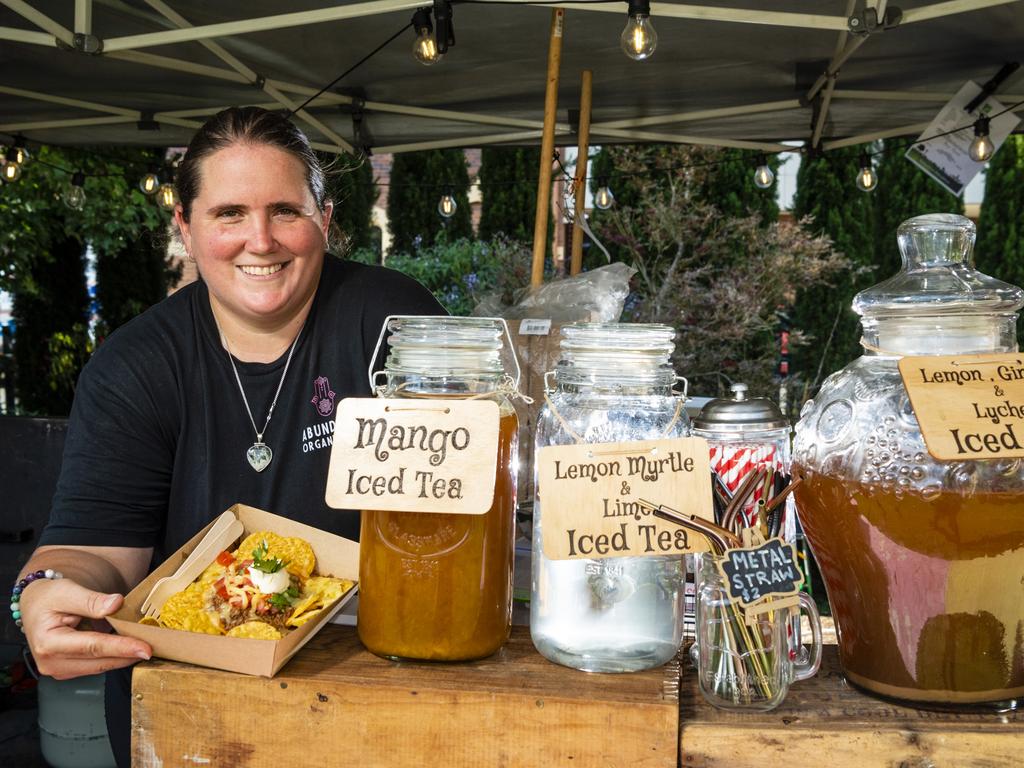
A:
[18,544,154,679]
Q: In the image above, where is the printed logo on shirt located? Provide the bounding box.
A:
[311,375,337,417]
[301,419,335,454]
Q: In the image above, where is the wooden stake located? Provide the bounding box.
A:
[531,9,564,288]
[570,69,593,277]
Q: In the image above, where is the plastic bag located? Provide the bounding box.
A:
[472,262,636,322]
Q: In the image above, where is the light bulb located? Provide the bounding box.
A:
[969,117,994,163]
[157,182,178,211]
[753,163,774,189]
[413,28,441,65]
[12,139,29,166]
[855,156,877,193]
[2,161,22,182]
[621,1,657,61]
[594,182,615,210]
[139,171,161,195]
[411,9,441,66]
[437,191,457,218]
[64,172,87,211]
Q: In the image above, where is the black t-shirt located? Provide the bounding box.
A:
[37,256,444,767]
[41,255,444,558]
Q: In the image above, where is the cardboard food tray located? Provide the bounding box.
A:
[108,503,359,677]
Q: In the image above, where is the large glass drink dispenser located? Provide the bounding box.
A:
[793,214,1024,708]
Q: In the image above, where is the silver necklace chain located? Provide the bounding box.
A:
[222,329,301,471]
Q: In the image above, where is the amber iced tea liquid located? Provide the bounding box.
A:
[795,470,1024,706]
[357,410,518,661]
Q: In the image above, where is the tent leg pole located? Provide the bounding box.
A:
[531,8,565,288]
[570,69,593,277]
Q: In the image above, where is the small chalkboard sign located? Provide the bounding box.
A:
[716,537,803,607]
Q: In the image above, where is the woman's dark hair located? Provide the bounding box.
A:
[175,106,327,221]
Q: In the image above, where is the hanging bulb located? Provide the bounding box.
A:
[437,187,457,218]
[157,182,178,211]
[621,0,657,61]
[753,156,774,189]
[594,177,615,210]
[969,116,994,163]
[11,137,29,166]
[2,149,22,182]
[411,9,442,65]
[63,171,87,211]
[855,152,877,192]
[139,168,161,195]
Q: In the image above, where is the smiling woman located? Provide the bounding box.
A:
[15,106,445,767]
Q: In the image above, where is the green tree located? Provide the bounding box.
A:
[975,135,1024,302]
[95,230,180,336]
[0,144,172,413]
[13,236,90,416]
[874,139,964,277]
[791,148,877,395]
[325,153,377,254]
[478,147,540,243]
[699,148,779,222]
[387,149,471,254]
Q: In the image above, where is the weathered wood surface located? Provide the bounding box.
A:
[132,624,680,767]
[680,645,1023,767]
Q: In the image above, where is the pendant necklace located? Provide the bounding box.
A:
[222,328,301,472]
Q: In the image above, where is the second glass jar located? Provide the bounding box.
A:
[531,323,690,672]
[357,317,518,661]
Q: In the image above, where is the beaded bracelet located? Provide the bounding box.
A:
[10,569,63,633]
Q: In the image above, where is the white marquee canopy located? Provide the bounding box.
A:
[1,0,1022,156]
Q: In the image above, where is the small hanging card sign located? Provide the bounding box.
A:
[716,535,803,611]
[898,353,1024,460]
[325,397,500,514]
[536,437,714,561]
[905,80,1021,197]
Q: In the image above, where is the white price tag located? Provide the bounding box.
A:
[519,319,552,336]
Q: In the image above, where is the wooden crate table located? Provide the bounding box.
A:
[132,624,681,767]
[679,645,1023,767]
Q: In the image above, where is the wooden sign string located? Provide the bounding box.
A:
[375,375,533,404]
[859,338,904,357]
[542,392,684,445]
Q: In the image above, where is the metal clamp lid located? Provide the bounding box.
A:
[691,382,788,432]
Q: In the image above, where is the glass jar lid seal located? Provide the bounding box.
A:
[692,383,788,432]
[384,316,506,376]
[853,214,1024,319]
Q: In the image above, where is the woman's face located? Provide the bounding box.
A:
[175,142,332,331]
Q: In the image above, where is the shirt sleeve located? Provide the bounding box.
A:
[39,333,176,549]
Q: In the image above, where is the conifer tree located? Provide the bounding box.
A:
[700,148,779,222]
[791,149,877,393]
[387,149,471,254]
[974,135,1024,339]
[975,135,1024,283]
[13,236,90,416]
[873,139,964,277]
[326,153,377,253]
[478,147,540,243]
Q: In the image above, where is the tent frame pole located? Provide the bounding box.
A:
[570,69,593,277]
[531,9,564,288]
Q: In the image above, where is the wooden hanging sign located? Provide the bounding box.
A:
[898,353,1024,460]
[325,398,500,515]
[536,437,714,561]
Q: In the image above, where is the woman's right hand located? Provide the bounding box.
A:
[22,576,152,680]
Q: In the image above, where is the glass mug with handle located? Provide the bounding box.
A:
[694,553,822,712]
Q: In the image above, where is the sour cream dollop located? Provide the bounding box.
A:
[247,566,291,594]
